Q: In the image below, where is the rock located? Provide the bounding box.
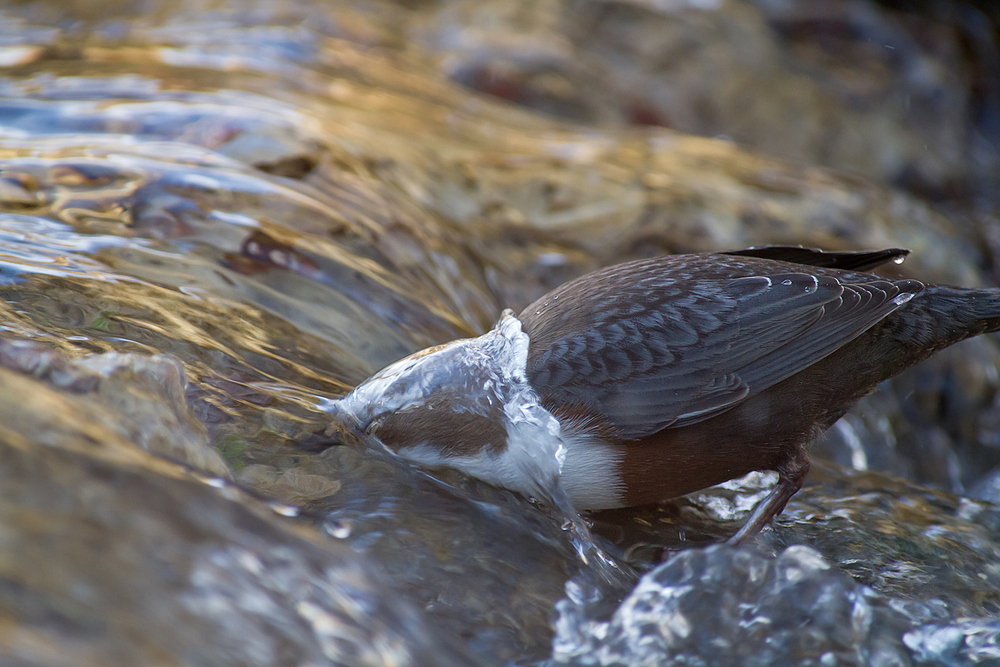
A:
[0,337,229,477]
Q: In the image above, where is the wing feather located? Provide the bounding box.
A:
[520,252,924,440]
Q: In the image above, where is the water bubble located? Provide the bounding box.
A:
[269,502,300,517]
[325,519,353,539]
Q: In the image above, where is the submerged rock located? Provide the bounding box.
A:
[0,337,229,476]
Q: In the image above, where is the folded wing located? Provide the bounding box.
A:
[520,254,924,440]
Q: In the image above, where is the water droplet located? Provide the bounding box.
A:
[325,519,353,539]
[893,256,905,264]
[538,252,568,267]
[269,502,300,517]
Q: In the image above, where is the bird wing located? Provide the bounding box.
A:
[519,254,924,440]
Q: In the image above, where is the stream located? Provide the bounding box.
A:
[2,1,1000,665]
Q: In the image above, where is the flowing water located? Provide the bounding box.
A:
[2,1,1000,665]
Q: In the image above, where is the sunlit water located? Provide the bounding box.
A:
[2,1,1000,665]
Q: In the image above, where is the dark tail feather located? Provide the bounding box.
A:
[721,246,909,272]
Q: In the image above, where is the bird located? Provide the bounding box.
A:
[326,246,1000,543]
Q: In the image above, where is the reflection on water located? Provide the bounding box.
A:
[0,215,140,283]
[2,0,1000,665]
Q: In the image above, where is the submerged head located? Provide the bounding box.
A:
[326,311,566,498]
[330,311,527,433]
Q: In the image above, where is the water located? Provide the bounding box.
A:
[2,1,1000,665]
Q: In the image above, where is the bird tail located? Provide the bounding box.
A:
[914,286,1000,349]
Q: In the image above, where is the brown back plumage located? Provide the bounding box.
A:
[519,248,924,440]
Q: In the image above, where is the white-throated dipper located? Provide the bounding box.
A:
[327,246,1000,542]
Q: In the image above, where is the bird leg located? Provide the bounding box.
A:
[728,445,810,544]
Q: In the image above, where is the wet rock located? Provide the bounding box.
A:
[236,463,343,505]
